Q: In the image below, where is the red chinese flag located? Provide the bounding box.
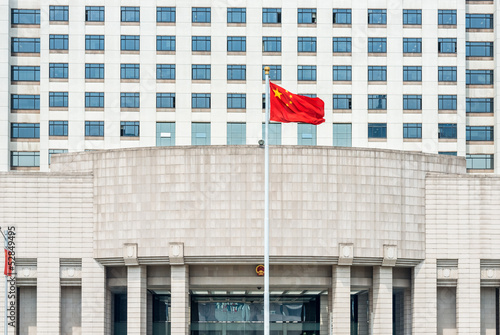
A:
[269,82,325,125]
[4,248,12,277]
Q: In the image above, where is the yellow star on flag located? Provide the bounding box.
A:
[273,88,282,99]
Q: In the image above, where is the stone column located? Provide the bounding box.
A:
[81,257,106,334]
[412,260,437,335]
[319,294,329,335]
[457,258,481,335]
[127,265,147,334]
[36,257,61,334]
[372,266,393,334]
[331,265,351,334]
[171,265,190,335]
[404,288,412,335]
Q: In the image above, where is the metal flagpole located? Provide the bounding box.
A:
[263,67,270,335]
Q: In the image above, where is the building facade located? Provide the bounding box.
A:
[1,0,499,172]
[0,146,499,335]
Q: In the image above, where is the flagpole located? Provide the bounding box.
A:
[263,66,270,335]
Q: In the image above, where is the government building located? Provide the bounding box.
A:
[1,0,499,173]
[2,1,500,335]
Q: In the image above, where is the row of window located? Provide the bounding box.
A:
[11,7,494,28]
[10,93,495,113]
[11,65,494,85]
[10,120,495,143]
[11,36,494,56]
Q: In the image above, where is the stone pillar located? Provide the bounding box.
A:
[81,257,106,334]
[457,258,481,335]
[171,265,190,335]
[319,294,329,335]
[372,266,393,334]
[36,257,61,334]
[127,265,147,334]
[404,288,412,335]
[331,265,351,334]
[412,260,437,335]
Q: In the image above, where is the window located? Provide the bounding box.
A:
[11,9,40,25]
[438,10,457,25]
[11,152,40,167]
[157,64,175,80]
[333,124,352,147]
[192,94,211,109]
[403,123,422,139]
[298,37,316,52]
[403,9,421,25]
[157,93,175,108]
[333,66,352,81]
[156,122,175,146]
[438,124,457,139]
[121,7,139,22]
[403,38,422,53]
[227,94,246,109]
[157,36,175,51]
[466,42,494,57]
[157,7,175,23]
[85,92,104,108]
[466,14,493,29]
[85,35,104,51]
[403,95,422,110]
[368,95,387,110]
[438,95,457,110]
[120,122,140,137]
[333,95,352,110]
[466,154,494,170]
[368,9,386,24]
[120,93,140,108]
[403,66,422,82]
[227,123,246,145]
[48,149,68,164]
[49,121,68,136]
[49,92,68,107]
[333,9,351,24]
[11,38,40,53]
[368,38,387,53]
[11,95,40,110]
[192,36,211,51]
[11,66,40,82]
[227,65,246,80]
[49,6,68,21]
[228,8,246,23]
[467,98,493,113]
[11,123,39,139]
[49,35,68,50]
[297,124,317,145]
[439,152,457,156]
[298,8,316,24]
[438,38,457,53]
[86,6,104,22]
[263,65,282,81]
[368,66,387,81]
[121,64,140,79]
[438,67,457,82]
[85,121,104,137]
[333,37,351,53]
[192,123,211,145]
[49,63,68,79]
[368,123,387,138]
[227,37,246,52]
[467,70,494,85]
[263,37,281,52]
[192,7,211,23]
[467,126,494,141]
[298,66,316,81]
[262,123,282,145]
[192,65,211,80]
[85,64,104,79]
[121,36,140,51]
[263,8,281,23]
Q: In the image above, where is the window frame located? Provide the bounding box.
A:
[333,8,351,24]
[466,154,494,170]
[85,35,105,51]
[49,63,68,79]
[438,66,457,82]
[368,123,387,138]
[298,8,317,24]
[227,65,246,81]
[192,64,211,80]
[157,36,176,51]
[298,37,317,53]
[85,92,104,108]
[49,34,69,50]
[11,38,40,53]
[403,95,422,110]
[11,9,40,25]
[86,6,104,22]
[85,121,104,137]
[227,36,246,52]
[263,8,282,24]
[156,64,176,80]
[192,94,211,109]
[403,38,422,53]
[368,66,387,81]
[192,7,211,23]
[120,64,140,80]
[438,95,457,110]
[120,121,140,137]
[332,66,352,81]
[298,65,317,81]
[262,37,281,52]
[466,14,494,29]
[438,123,457,139]
[333,94,352,110]
[466,98,493,113]
[49,121,68,136]
[403,9,422,25]
[466,70,494,85]
[11,123,40,139]
[403,123,422,139]
[11,95,40,110]
[438,10,457,25]
[368,38,387,53]
[11,66,40,82]
[438,38,457,54]
[121,7,140,22]
[368,95,387,110]
[11,151,40,167]
[49,6,68,21]
[227,8,246,23]
[120,35,140,51]
[156,93,176,109]
[192,36,211,52]
[368,9,387,25]
[157,7,176,23]
[227,94,246,109]
[466,42,494,57]
[227,123,247,145]
[466,126,494,141]
[403,66,422,82]
[49,92,68,107]
[120,93,140,108]
[332,123,352,147]
[85,64,104,79]
[263,65,282,81]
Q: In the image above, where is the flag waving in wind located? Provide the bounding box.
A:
[269,82,325,125]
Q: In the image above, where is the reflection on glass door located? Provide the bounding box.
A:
[351,291,369,335]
